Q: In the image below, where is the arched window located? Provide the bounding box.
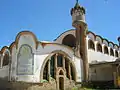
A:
[57,54,63,67]
[50,55,55,78]
[97,43,102,52]
[110,48,114,56]
[43,53,76,81]
[43,61,49,80]
[104,46,108,54]
[3,52,9,66]
[62,34,76,48]
[88,39,95,50]
[65,58,69,79]
[115,50,118,57]
[17,44,33,75]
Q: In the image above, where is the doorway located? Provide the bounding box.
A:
[59,77,64,90]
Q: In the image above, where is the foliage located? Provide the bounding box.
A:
[40,79,48,83]
[72,86,78,90]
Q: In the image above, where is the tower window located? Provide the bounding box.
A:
[97,43,102,52]
[88,39,95,50]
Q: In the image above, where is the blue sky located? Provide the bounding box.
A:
[0,0,120,48]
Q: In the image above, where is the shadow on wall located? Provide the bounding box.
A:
[0,77,32,90]
[0,77,10,90]
[62,34,76,48]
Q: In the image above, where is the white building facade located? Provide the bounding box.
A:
[0,1,120,90]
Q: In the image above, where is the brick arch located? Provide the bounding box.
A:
[57,68,65,76]
[40,50,77,82]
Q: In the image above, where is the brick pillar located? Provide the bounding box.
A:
[63,56,65,70]
[75,24,89,82]
[68,62,72,80]
[48,59,51,82]
[54,54,58,79]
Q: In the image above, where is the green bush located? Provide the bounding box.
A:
[72,86,78,90]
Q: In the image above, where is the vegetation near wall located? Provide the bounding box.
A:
[0,79,82,90]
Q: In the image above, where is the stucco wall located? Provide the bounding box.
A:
[9,31,82,83]
[54,29,75,44]
[89,65,113,81]
[88,49,117,63]
[0,65,9,79]
[54,29,119,64]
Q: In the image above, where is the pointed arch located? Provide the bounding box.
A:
[59,70,64,75]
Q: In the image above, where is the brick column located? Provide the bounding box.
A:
[48,59,50,82]
[63,56,65,70]
[68,62,72,80]
[54,54,58,79]
[76,25,89,82]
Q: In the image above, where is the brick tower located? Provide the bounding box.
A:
[70,0,89,83]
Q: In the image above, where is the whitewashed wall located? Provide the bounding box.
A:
[10,44,17,81]
[0,66,9,79]
[9,31,82,83]
[73,56,83,82]
[88,49,117,63]
[89,65,113,81]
